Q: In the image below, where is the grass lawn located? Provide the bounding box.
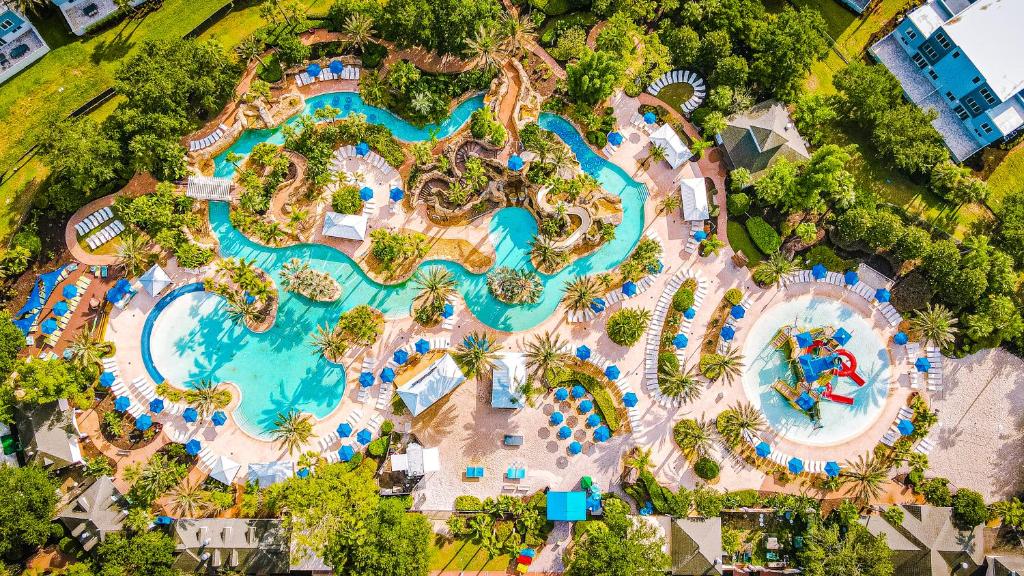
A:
[726,220,763,267]
[984,145,1024,214]
[655,82,694,116]
[429,537,512,572]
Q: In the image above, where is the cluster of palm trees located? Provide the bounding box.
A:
[486,266,543,304]
[412,266,458,325]
[280,258,341,301]
[462,9,537,72]
[530,236,567,273]
[452,332,504,379]
[210,258,276,325]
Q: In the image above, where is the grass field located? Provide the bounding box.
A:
[726,220,764,267]
[985,145,1024,214]
[429,537,512,572]
[654,82,695,116]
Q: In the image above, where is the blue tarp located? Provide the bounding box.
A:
[13,265,69,335]
[547,491,587,521]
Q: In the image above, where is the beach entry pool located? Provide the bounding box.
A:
[145,101,650,436]
[740,295,891,446]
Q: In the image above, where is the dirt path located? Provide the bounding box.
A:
[497,60,523,141]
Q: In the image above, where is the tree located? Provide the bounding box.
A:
[798,522,894,576]
[566,49,624,105]
[701,111,727,137]
[753,157,799,211]
[95,531,178,576]
[500,7,536,57]
[964,294,1024,347]
[699,234,725,257]
[344,13,376,51]
[799,144,857,212]
[698,348,745,384]
[453,332,502,379]
[658,368,702,403]
[910,304,959,349]
[523,332,568,386]
[749,7,828,101]
[794,94,838,146]
[324,497,431,575]
[951,488,988,529]
[657,193,682,215]
[753,252,798,287]
[67,323,113,372]
[606,308,652,347]
[863,211,904,253]
[9,0,46,15]
[841,452,889,504]
[0,465,58,558]
[672,418,714,460]
[710,54,749,88]
[188,379,222,421]
[563,275,601,314]
[833,208,872,246]
[115,232,152,278]
[38,115,124,213]
[565,499,669,576]
[999,189,1024,265]
[531,236,566,272]
[412,266,457,321]
[626,447,653,474]
[310,324,347,362]
[15,358,91,408]
[463,23,503,71]
[128,454,186,504]
[272,409,314,455]
[930,160,988,204]
[234,35,267,68]
[335,305,383,347]
[168,481,212,517]
[716,402,765,446]
[893,226,932,263]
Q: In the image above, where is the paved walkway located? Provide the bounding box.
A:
[300,29,477,74]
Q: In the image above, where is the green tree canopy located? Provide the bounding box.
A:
[95,531,178,576]
[798,521,894,576]
[567,49,625,105]
[565,498,669,576]
[0,465,58,559]
[324,497,431,576]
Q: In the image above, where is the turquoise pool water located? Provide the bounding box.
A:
[740,295,891,447]
[146,102,649,436]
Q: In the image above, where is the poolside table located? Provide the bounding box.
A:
[503,435,524,446]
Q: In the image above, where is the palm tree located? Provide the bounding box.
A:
[753,252,798,287]
[464,23,503,71]
[343,13,375,52]
[647,143,667,167]
[658,194,681,215]
[841,452,890,504]
[168,482,211,517]
[548,145,576,178]
[523,332,568,385]
[659,367,703,403]
[626,447,653,474]
[531,236,565,272]
[562,275,600,314]
[226,297,262,325]
[717,401,765,444]
[234,36,266,68]
[410,92,433,116]
[67,323,112,371]
[702,347,745,384]
[288,208,308,233]
[260,222,286,246]
[453,332,503,379]
[673,418,714,460]
[412,266,457,316]
[500,7,537,56]
[309,324,347,362]
[271,409,314,456]
[699,234,726,257]
[189,379,221,421]
[116,232,151,278]
[910,303,959,349]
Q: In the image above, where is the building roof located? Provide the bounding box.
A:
[138,264,172,297]
[720,100,810,178]
[491,351,526,409]
[389,442,441,478]
[678,178,709,222]
[987,554,1024,576]
[942,0,1024,101]
[860,505,985,576]
[396,353,466,417]
[546,491,587,521]
[322,211,368,241]
[649,124,691,169]
[670,517,724,576]
[58,476,126,552]
[172,518,290,575]
[16,400,83,469]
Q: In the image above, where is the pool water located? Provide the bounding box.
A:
[146,103,650,436]
[740,295,891,446]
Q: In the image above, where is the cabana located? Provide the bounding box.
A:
[678,178,709,222]
[389,442,440,479]
[207,455,241,485]
[547,491,587,521]
[322,212,368,241]
[247,461,294,488]
[649,124,692,169]
[139,265,172,297]
[491,352,526,409]
[106,279,135,309]
[396,354,466,416]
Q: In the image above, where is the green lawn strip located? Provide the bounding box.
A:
[726,220,763,267]
[654,83,695,116]
[198,0,331,48]
[429,537,512,571]
[985,146,1024,214]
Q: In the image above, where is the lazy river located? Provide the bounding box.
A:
[146,93,650,436]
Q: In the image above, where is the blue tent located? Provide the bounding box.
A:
[571,385,586,399]
[894,331,909,345]
[442,303,454,318]
[730,305,745,319]
[154,515,174,526]
[694,230,707,242]
[755,442,771,457]
[359,186,374,200]
[623,392,638,408]
[594,425,610,442]
[415,338,430,354]
[554,387,569,401]
[788,457,804,474]
[41,318,58,335]
[621,281,637,296]
[812,264,828,280]
[329,60,344,74]
[547,491,586,520]
[296,467,310,479]
[114,396,130,412]
[357,429,372,445]
[721,326,735,341]
[567,441,583,455]
[393,349,409,364]
[683,307,696,320]
[149,398,165,413]
[844,270,859,285]
[307,62,322,77]
[833,327,852,346]
[185,439,202,456]
[643,111,657,124]
[575,345,591,360]
[607,131,623,146]
[915,357,931,372]
[824,461,841,477]
[673,334,689,349]
[183,407,198,423]
[337,422,353,437]
[589,297,606,313]
[578,399,593,413]
[389,187,405,201]
[507,155,524,170]
[897,418,915,435]
[604,365,620,380]
[557,425,572,439]
[795,331,815,349]
[380,367,396,382]
[795,392,816,411]
[211,411,227,426]
[875,288,891,303]
[99,371,115,388]
[356,141,370,156]
[338,445,355,462]
[135,414,153,431]
[586,413,601,427]
[550,411,564,425]
[52,301,69,316]
[62,284,78,299]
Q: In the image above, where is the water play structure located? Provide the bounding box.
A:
[770,324,866,417]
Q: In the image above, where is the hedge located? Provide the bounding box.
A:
[745,217,782,254]
[455,495,483,511]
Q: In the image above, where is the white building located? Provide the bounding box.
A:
[678,178,709,223]
[649,124,692,169]
[396,354,466,417]
[0,2,49,85]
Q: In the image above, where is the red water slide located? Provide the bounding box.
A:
[835,349,865,386]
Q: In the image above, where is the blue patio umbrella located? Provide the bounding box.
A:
[623,392,638,408]
[604,365,620,380]
[183,407,198,423]
[568,441,582,455]
[99,371,115,388]
[355,141,369,156]
[550,411,564,425]
[578,399,594,413]
[844,270,859,285]
[185,439,202,456]
[307,62,322,77]
[594,425,611,442]
[507,154,524,170]
[415,338,430,354]
[894,331,909,345]
[380,367,395,382]
[720,325,735,341]
[62,285,78,299]
[730,305,745,319]
[296,467,310,479]
[359,186,373,200]
[211,411,227,426]
[359,372,375,388]
[337,422,353,437]
[41,318,58,335]
[149,398,165,414]
[621,281,637,296]
[357,429,372,445]
[694,230,707,242]
[114,395,130,412]
[833,327,852,346]
[52,301,69,316]
[393,349,409,364]
[338,445,355,462]
[824,461,841,477]
[554,387,569,401]
[389,186,405,201]
[244,292,256,305]
[607,131,623,146]
[788,457,805,474]
[643,111,657,124]
[571,384,586,399]
[135,414,152,431]
[329,59,344,74]
[673,334,689,349]
[897,418,915,436]
[812,263,828,280]
[755,442,771,457]
[154,515,174,526]
[589,297,606,313]
[915,357,931,372]
[575,345,591,360]
[557,425,572,439]
[586,413,601,427]
[441,303,454,318]
[683,307,696,320]
[875,288,891,303]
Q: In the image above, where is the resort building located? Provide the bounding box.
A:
[719,101,810,180]
[0,2,49,85]
[171,518,290,575]
[860,505,985,576]
[669,517,726,576]
[396,353,466,417]
[51,0,148,37]
[985,555,1024,576]
[870,0,1024,162]
[16,399,84,470]
[57,476,126,552]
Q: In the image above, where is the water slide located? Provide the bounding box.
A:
[835,349,865,385]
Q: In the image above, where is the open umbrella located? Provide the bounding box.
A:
[41,318,58,335]
[915,357,931,372]
[824,461,841,477]
[393,349,409,364]
[550,411,564,425]
[788,457,804,474]
[359,372,375,388]
[604,365,620,380]
[694,230,707,242]
[589,297,606,313]
[812,264,828,280]
[875,288,891,303]
[99,371,115,388]
[355,141,370,156]
[621,281,637,297]
[721,326,735,341]
[307,62,322,77]
[755,442,771,458]
[893,331,909,345]
[211,411,227,427]
[415,339,430,354]
[730,305,745,319]
[568,441,582,455]
[672,334,689,349]
[185,439,202,456]
[683,307,696,320]
[357,429,372,445]
[570,385,586,399]
[844,270,859,285]
[897,418,915,436]
[336,422,354,438]
[114,396,130,412]
[643,111,657,124]
[183,407,198,423]
[338,445,355,462]
[578,399,593,413]
[623,392,638,408]
[575,345,591,360]
[507,155,524,170]
[359,186,374,201]
[607,131,623,146]
[329,60,344,74]
[134,414,152,431]
[380,367,396,383]
[389,187,405,201]
[585,413,601,427]
[554,387,569,401]
[52,301,69,316]
[62,285,78,299]
[149,398,165,414]
[557,425,572,439]
[594,425,611,442]
[442,303,454,318]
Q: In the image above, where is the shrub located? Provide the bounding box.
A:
[920,477,952,507]
[726,193,750,215]
[658,351,679,375]
[361,42,388,68]
[367,437,388,457]
[693,457,720,480]
[802,245,852,272]
[692,485,724,517]
[722,489,760,508]
[606,308,651,346]
[882,505,905,526]
[380,420,394,435]
[745,217,782,254]
[331,184,364,214]
[672,288,695,312]
[724,288,743,306]
[455,495,483,511]
[951,489,988,528]
[470,107,507,147]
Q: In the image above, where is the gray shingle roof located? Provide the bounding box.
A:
[720,101,810,179]
[860,505,984,576]
[58,476,126,551]
[671,517,724,575]
[16,401,82,470]
[172,518,290,575]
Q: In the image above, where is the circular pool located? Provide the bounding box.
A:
[740,294,891,446]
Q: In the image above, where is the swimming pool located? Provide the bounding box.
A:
[740,295,891,446]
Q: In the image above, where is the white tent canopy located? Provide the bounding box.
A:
[491,352,526,409]
[679,178,710,222]
[396,354,466,417]
[247,461,294,488]
[389,442,440,477]
[322,212,368,241]
[208,455,241,485]
[649,124,692,169]
[185,176,233,201]
[138,264,172,297]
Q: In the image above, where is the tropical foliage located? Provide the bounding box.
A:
[487,267,543,304]
[280,258,342,302]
